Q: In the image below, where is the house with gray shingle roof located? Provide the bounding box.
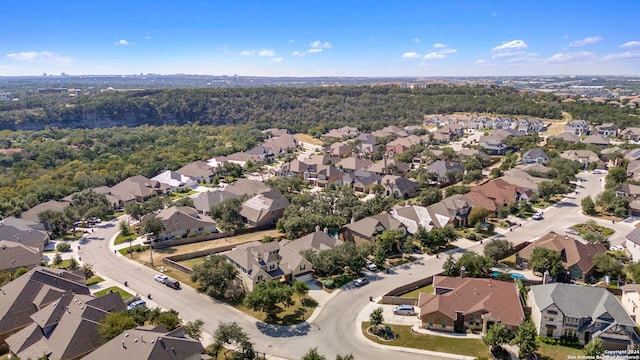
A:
[239,190,289,227]
[619,127,640,141]
[340,213,406,246]
[0,241,41,272]
[192,189,240,215]
[109,175,169,207]
[175,160,215,184]
[528,283,639,350]
[582,134,610,147]
[564,119,590,135]
[143,206,218,241]
[0,217,49,251]
[522,148,550,164]
[84,325,205,360]
[426,160,464,185]
[381,175,419,199]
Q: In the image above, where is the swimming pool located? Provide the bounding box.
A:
[492,271,526,280]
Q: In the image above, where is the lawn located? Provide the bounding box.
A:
[573,222,615,236]
[232,296,318,326]
[114,232,138,245]
[86,275,105,286]
[361,322,488,359]
[400,285,434,298]
[169,190,197,200]
[178,256,206,269]
[536,342,583,360]
[294,133,324,146]
[94,286,133,299]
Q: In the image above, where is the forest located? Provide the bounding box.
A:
[0,85,566,132]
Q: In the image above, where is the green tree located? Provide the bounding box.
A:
[211,322,255,360]
[67,257,79,270]
[57,242,71,252]
[302,348,327,360]
[625,262,640,283]
[243,281,294,322]
[369,307,384,328]
[119,220,131,236]
[184,319,204,340]
[210,197,246,231]
[483,323,513,352]
[529,247,564,276]
[483,239,515,262]
[81,262,95,279]
[98,312,136,342]
[147,308,182,331]
[442,255,458,276]
[583,337,604,357]
[605,167,628,190]
[70,189,110,220]
[592,253,623,278]
[191,254,240,299]
[141,217,165,239]
[468,206,490,227]
[375,228,405,255]
[456,251,495,278]
[581,196,596,215]
[53,252,63,266]
[418,187,443,206]
[335,354,354,360]
[511,320,539,359]
[293,281,310,303]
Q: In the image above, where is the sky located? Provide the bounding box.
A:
[1,0,639,77]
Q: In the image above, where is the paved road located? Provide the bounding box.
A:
[80,170,637,360]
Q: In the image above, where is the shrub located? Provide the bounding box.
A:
[323,279,335,289]
[13,267,29,278]
[57,242,71,252]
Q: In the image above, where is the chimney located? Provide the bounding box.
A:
[351,217,355,224]
[315,225,320,232]
[323,226,328,234]
[460,266,466,278]
[488,278,493,287]
[121,341,126,349]
[543,270,550,284]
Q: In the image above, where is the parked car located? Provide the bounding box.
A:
[353,278,369,287]
[87,217,101,225]
[610,245,625,251]
[566,228,580,235]
[126,299,147,311]
[365,260,377,271]
[393,304,415,316]
[532,212,543,220]
[592,170,603,174]
[154,274,168,283]
[165,278,181,289]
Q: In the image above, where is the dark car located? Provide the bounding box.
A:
[165,278,180,289]
[353,278,369,287]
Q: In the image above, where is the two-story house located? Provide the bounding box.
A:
[529,283,639,350]
[564,119,590,136]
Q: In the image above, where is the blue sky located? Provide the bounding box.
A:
[1,1,639,77]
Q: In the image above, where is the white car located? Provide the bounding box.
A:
[154,274,168,283]
[566,228,579,235]
[365,260,377,271]
[532,212,543,220]
[610,245,625,251]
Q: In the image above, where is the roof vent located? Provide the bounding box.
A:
[121,341,126,349]
[134,338,138,343]
[124,333,129,337]
[151,340,155,344]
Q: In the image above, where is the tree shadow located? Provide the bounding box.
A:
[255,321,310,338]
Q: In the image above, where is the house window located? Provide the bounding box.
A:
[564,329,576,338]
[300,264,306,271]
[269,264,275,270]
[547,310,557,315]
[469,314,474,323]
[548,316,554,322]
[441,319,447,328]
[428,317,434,327]
[257,275,263,281]
[546,327,554,337]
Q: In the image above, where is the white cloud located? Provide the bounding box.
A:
[491,50,527,59]
[288,40,295,44]
[492,40,528,51]
[603,51,640,60]
[307,48,323,54]
[433,43,446,48]
[144,36,152,40]
[115,39,133,46]
[438,48,457,55]
[241,50,256,56]
[271,57,283,63]
[546,51,594,62]
[413,38,421,43]
[423,52,445,60]
[474,59,487,64]
[569,36,603,47]
[621,41,640,48]
[292,51,306,57]
[258,49,274,57]
[6,51,71,65]
[563,35,570,40]
[309,40,332,49]
[401,52,421,59]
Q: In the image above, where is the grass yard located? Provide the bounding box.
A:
[232,296,318,325]
[169,190,197,200]
[361,323,488,359]
[536,342,583,360]
[178,256,206,269]
[94,286,133,299]
[400,285,434,298]
[114,232,137,245]
[86,275,105,286]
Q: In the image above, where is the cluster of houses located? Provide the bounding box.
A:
[0,267,206,360]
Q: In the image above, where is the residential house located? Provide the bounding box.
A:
[83,325,205,360]
[262,128,289,137]
[385,135,422,157]
[564,119,590,135]
[245,145,275,162]
[553,132,581,144]
[224,240,313,291]
[341,170,382,194]
[528,283,639,350]
[582,134,610,147]
[192,190,240,215]
[522,148,550,164]
[366,157,411,175]
[619,127,640,141]
[263,133,299,155]
[592,123,618,137]
[0,241,41,272]
[559,150,601,168]
[390,205,449,234]
[464,178,530,213]
[91,186,120,210]
[335,157,374,173]
[628,160,640,183]
[428,194,473,227]
[381,125,409,137]
[225,152,265,168]
[0,217,50,251]
[281,229,343,256]
[307,165,344,188]
[356,133,377,154]
[516,231,607,280]
[621,284,640,327]
[479,140,509,155]
[424,115,453,126]
[492,116,515,130]
[381,175,419,199]
[19,200,70,224]
[0,267,90,344]
[517,118,545,134]
[501,168,548,194]
[109,175,169,207]
[6,292,125,360]
[432,124,464,144]
[327,142,352,157]
[418,276,524,334]
[225,179,271,197]
[625,228,640,261]
[239,190,290,227]
[144,206,218,241]
[341,213,406,246]
[322,126,359,140]
[151,170,199,191]
[175,161,215,184]
[426,161,464,185]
